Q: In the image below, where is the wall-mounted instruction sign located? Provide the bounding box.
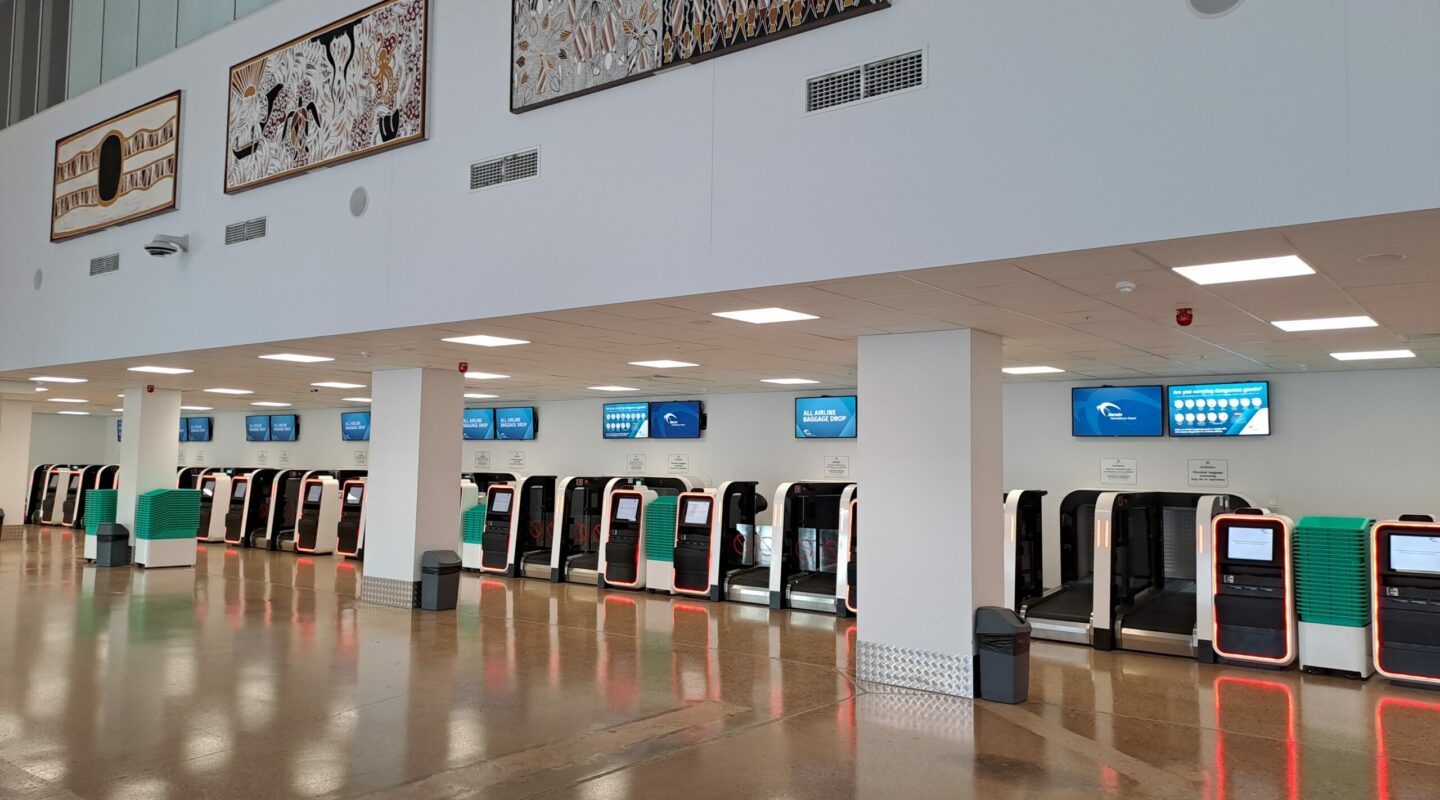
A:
[353,450,368,468]
[668,454,689,473]
[279,450,291,465]
[473,450,491,469]
[825,456,851,479]
[256,450,269,466]
[508,450,527,469]
[1101,458,1138,485]
[627,453,647,473]
[1188,459,1230,488]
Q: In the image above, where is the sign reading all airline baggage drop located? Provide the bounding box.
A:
[796,396,857,439]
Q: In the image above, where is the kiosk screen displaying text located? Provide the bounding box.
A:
[341,412,371,442]
[795,396,857,439]
[496,407,536,440]
[463,408,496,441]
[1167,381,1269,437]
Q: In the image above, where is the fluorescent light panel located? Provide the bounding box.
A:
[589,386,638,392]
[343,397,372,403]
[442,334,530,347]
[259,354,334,363]
[180,406,213,411]
[712,307,819,324]
[464,393,498,400]
[1272,315,1377,333]
[112,408,123,412]
[1003,366,1065,375]
[629,360,699,369]
[204,388,253,395]
[311,382,366,390]
[128,366,193,375]
[251,401,292,407]
[1172,255,1314,286]
[762,378,820,385]
[47,398,87,404]
[30,376,86,384]
[58,411,90,416]
[464,372,509,380]
[1330,349,1416,362]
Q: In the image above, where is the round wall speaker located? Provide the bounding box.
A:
[1189,0,1244,17]
[350,187,369,218]
[33,269,43,291]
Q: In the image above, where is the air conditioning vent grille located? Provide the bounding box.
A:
[89,253,119,276]
[226,217,268,245]
[470,149,540,191]
[807,50,924,113]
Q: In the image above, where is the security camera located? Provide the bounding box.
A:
[144,234,189,257]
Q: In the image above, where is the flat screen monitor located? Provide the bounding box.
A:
[614,495,641,523]
[232,482,248,500]
[462,408,496,441]
[269,415,299,442]
[1071,386,1164,437]
[1167,381,1270,437]
[1227,526,1275,562]
[683,498,712,527]
[179,419,188,442]
[116,420,123,442]
[795,396,858,439]
[496,407,537,440]
[651,401,703,439]
[1390,535,1440,575]
[246,415,272,442]
[604,402,650,439]
[201,479,215,499]
[490,489,513,514]
[341,411,371,442]
[186,417,213,443]
[345,485,364,505]
[305,484,323,503]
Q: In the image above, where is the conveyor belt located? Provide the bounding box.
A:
[791,572,837,596]
[568,553,599,572]
[727,566,770,588]
[1026,576,1094,623]
[1121,581,1196,636]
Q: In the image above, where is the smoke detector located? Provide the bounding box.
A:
[1116,280,1137,294]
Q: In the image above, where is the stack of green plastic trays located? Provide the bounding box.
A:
[462,503,488,545]
[1294,516,1373,628]
[134,489,203,541]
[84,489,118,536]
[644,496,679,566]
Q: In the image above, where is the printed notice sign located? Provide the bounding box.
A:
[193,450,206,465]
[627,453,647,474]
[668,454,689,473]
[473,450,491,469]
[353,450,368,468]
[825,456,851,479]
[1188,459,1229,488]
[256,450,269,466]
[1101,458,1138,486]
[508,450,527,469]
[279,450,291,465]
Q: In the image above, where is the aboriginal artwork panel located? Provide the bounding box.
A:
[662,0,890,66]
[512,0,662,112]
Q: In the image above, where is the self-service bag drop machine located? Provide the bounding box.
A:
[598,486,658,590]
[670,482,766,603]
[1371,518,1440,689]
[1204,511,1297,668]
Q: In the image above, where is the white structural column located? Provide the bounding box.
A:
[117,388,183,544]
[856,329,1004,697]
[361,368,463,608]
[0,400,34,536]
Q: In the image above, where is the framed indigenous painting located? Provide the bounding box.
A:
[662,0,891,66]
[511,0,663,112]
[225,0,429,193]
[52,92,182,242]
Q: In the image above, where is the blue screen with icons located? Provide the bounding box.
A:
[1072,386,1164,437]
[496,407,537,440]
[246,415,272,442]
[650,401,703,439]
[795,396,857,439]
[462,408,496,441]
[341,411,371,442]
[269,415,299,442]
[604,403,650,439]
[1167,382,1270,437]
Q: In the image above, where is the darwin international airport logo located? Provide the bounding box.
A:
[1097,401,1127,420]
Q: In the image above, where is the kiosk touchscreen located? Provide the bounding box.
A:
[294,477,341,555]
[224,475,251,544]
[672,494,716,595]
[1372,521,1440,688]
[336,480,368,559]
[1210,512,1296,668]
[599,488,657,590]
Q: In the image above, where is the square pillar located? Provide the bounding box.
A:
[855,329,1003,697]
[0,400,34,537]
[361,368,463,608]
[117,388,183,545]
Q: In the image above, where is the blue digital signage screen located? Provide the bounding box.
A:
[604,402,650,439]
[1168,381,1270,437]
[651,401,703,439]
[496,407,537,440]
[186,417,213,442]
[341,411,372,442]
[463,408,496,441]
[116,420,123,442]
[1072,386,1164,437]
[269,415,299,442]
[179,418,188,442]
[246,415,272,442]
[795,396,858,439]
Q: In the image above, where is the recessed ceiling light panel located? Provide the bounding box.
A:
[1330,349,1416,362]
[47,398,88,404]
[1272,316,1378,333]
[464,393,498,400]
[761,378,821,385]
[259,354,334,363]
[464,372,510,380]
[128,366,194,375]
[180,406,213,411]
[251,401,293,407]
[1172,255,1314,286]
[30,376,87,384]
[589,386,639,392]
[311,382,367,390]
[204,388,254,395]
[1002,366,1066,375]
[442,335,530,347]
[343,397,372,403]
[629,360,699,369]
[712,307,819,324]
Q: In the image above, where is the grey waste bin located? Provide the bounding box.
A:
[96,524,132,568]
[974,606,1031,704]
[420,550,462,610]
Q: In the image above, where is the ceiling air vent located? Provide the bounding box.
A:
[89,253,119,277]
[807,50,925,114]
[225,217,268,245]
[470,149,540,191]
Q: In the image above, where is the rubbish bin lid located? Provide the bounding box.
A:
[422,550,462,569]
[974,606,1031,635]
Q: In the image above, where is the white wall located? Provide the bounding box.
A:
[29,413,110,465]
[2,0,1438,371]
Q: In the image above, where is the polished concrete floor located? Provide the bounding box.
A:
[1,527,1438,799]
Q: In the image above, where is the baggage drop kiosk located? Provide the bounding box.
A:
[1003,490,1048,611]
[226,469,276,546]
[1207,511,1296,668]
[24,465,52,523]
[551,476,695,584]
[295,476,341,554]
[38,467,65,525]
[478,476,557,577]
[764,481,856,612]
[59,468,84,526]
[1093,492,1249,656]
[336,480,368,559]
[1023,490,1104,643]
[177,467,205,489]
[68,465,106,528]
[1371,519,1440,688]
[672,482,766,603]
[836,491,859,617]
[196,472,234,542]
[599,487,658,590]
[259,469,317,550]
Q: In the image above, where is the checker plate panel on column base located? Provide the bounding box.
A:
[857,639,974,698]
[0,525,24,540]
[360,574,421,608]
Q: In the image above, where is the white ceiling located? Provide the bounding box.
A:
[6,210,1439,416]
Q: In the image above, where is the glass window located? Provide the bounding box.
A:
[0,0,13,129]
[36,0,68,111]
[100,0,139,82]
[67,0,102,97]
[8,0,40,125]
[136,0,175,65]
[177,0,231,47]
[234,0,270,16]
